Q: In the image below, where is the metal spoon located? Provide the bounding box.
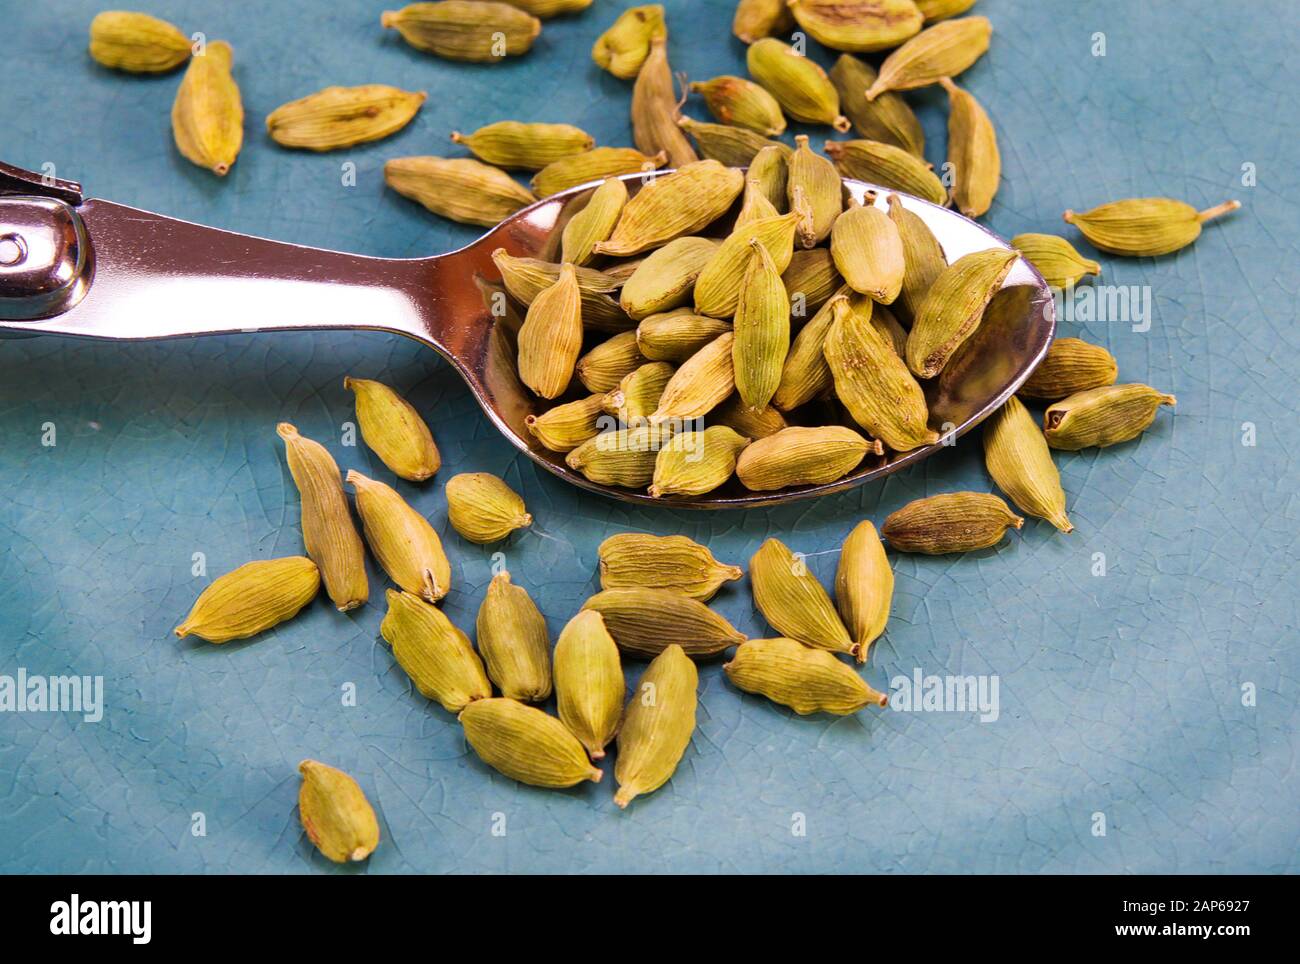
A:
[0,159,1053,509]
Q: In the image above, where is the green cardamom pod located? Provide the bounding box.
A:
[525,393,607,452]
[347,470,451,602]
[905,247,1018,378]
[581,588,746,659]
[1062,198,1240,257]
[835,520,893,660]
[983,396,1073,533]
[621,237,721,320]
[267,85,426,151]
[344,376,440,481]
[576,330,647,394]
[831,195,905,302]
[603,361,675,423]
[595,160,746,257]
[710,395,789,439]
[887,192,947,319]
[690,75,787,136]
[175,557,319,643]
[939,77,999,218]
[298,760,380,863]
[1043,384,1176,450]
[824,138,946,206]
[736,425,881,491]
[89,11,191,73]
[732,239,791,410]
[380,589,491,712]
[561,177,628,266]
[1018,337,1117,402]
[597,533,743,600]
[782,248,843,317]
[786,135,844,249]
[733,0,795,43]
[746,38,850,131]
[385,156,537,226]
[565,425,673,487]
[866,15,992,98]
[518,262,583,398]
[650,425,751,499]
[553,610,624,760]
[631,38,698,168]
[459,698,602,787]
[650,331,736,422]
[882,491,1023,554]
[830,53,925,156]
[1011,233,1101,290]
[531,146,666,197]
[171,41,243,176]
[750,537,858,660]
[694,212,799,318]
[917,0,979,21]
[451,120,594,170]
[677,116,787,167]
[773,283,849,412]
[788,0,924,52]
[445,473,532,543]
[614,644,698,808]
[725,637,888,714]
[381,1,541,62]
[476,571,552,702]
[747,144,790,213]
[592,4,666,79]
[491,249,631,331]
[637,308,732,362]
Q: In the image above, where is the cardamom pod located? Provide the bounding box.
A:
[476,571,552,702]
[750,538,858,659]
[598,533,743,600]
[676,116,787,167]
[452,120,594,170]
[347,469,451,602]
[871,301,909,356]
[604,361,675,422]
[1011,233,1101,290]
[746,38,850,131]
[171,41,243,176]
[525,393,607,451]
[277,423,368,611]
[614,644,698,808]
[565,425,672,487]
[866,15,992,98]
[788,0,924,52]
[592,4,666,79]
[830,53,925,156]
[772,283,849,411]
[1062,198,1240,257]
[531,146,666,197]
[459,698,602,787]
[594,160,745,257]
[297,761,380,863]
[637,308,731,362]
[385,156,537,226]
[905,247,1018,378]
[735,425,880,490]
[824,294,939,451]
[553,610,624,760]
[983,396,1073,532]
[445,473,532,543]
[344,376,440,481]
[380,589,491,712]
[650,331,736,422]
[267,85,425,151]
[831,195,905,302]
[732,240,791,410]
[518,262,583,398]
[786,135,845,249]
[621,237,720,319]
[1044,384,1176,450]
[738,176,782,229]
[632,38,698,168]
[917,0,978,21]
[381,1,541,62]
[882,491,1023,553]
[650,425,751,498]
[887,192,947,319]
[836,520,893,660]
[174,557,319,643]
[690,75,787,136]
[748,144,790,212]
[581,588,746,659]
[694,212,799,318]
[782,248,843,316]
[89,11,191,73]
[500,0,593,18]
[710,394,789,439]
[1018,337,1118,402]
[601,256,648,284]
[824,138,946,206]
[491,249,630,331]
[725,637,888,714]
[939,77,999,217]
[561,177,628,266]
[576,330,646,394]
[733,0,795,43]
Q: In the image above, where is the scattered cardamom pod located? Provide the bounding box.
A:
[1044,384,1176,450]
[733,0,795,43]
[598,533,743,600]
[576,330,647,394]
[882,491,1023,553]
[694,212,799,319]
[174,557,319,643]
[592,4,666,78]
[347,469,451,602]
[831,195,905,302]
[650,331,736,422]
[459,698,602,787]
[710,394,789,439]
[565,425,672,487]
[917,0,979,21]
[531,146,666,197]
[824,138,946,206]
[614,644,699,808]
[830,53,925,157]
[736,425,880,490]
[677,116,787,167]
[835,520,893,660]
[725,637,888,714]
[277,423,369,611]
[171,41,243,176]
[445,472,532,543]
[983,396,1073,533]
[595,160,745,257]
[518,262,583,399]
[690,75,787,136]
[1018,337,1118,402]
[380,589,491,712]
[561,177,628,266]
[788,0,924,52]
[732,240,790,410]
[385,156,537,226]
[451,120,594,170]
[1011,233,1101,290]
[525,393,607,451]
[637,309,731,362]
[267,85,425,151]
[650,425,751,498]
[750,537,858,660]
[786,135,845,249]
[604,361,675,422]
[866,15,992,98]
[746,38,850,131]
[782,247,843,315]
[553,610,624,760]
[905,247,1018,378]
[748,144,790,212]
[344,376,440,482]
[632,38,698,168]
[89,10,191,73]
[939,77,999,217]
[381,1,541,62]
[621,237,720,319]
[1062,197,1240,257]
[887,192,947,319]
[581,588,746,659]
[476,571,552,702]
[297,760,380,863]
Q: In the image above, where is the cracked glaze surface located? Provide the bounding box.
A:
[0,0,1296,873]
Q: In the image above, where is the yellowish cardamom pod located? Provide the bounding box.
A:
[347,469,451,602]
[531,146,666,197]
[650,425,751,499]
[983,396,1073,533]
[788,0,924,52]
[786,135,844,249]
[565,425,673,487]
[831,196,905,302]
[677,117,787,168]
[344,377,440,481]
[650,331,736,422]
[614,644,699,808]
[939,77,999,217]
[866,15,992,99]
[824,138,946,206]
[445,472,532,544]
[476,571,552,702]
[459,698,602,787]
[746,38,850,131]
[637,309,731,362]
[277,423,368,611]
[381,1,541,62]
[836,520,893,660]
[594,160,746,258]
[725,637,888,714]
[917,0,979,21]
[631,38,698,168]
[525,393,607,451]
[905,247,1018,378]
[748,144,790,213]
[171,41,243,176]
[89,11,191,73]
[871,301,909,356]
[490,249,630,331]
[1011,233,1101,290]
[598,533,742,600]
[782,248,843,315]
[1018,337,1117,402]
[622,238,722,320]
[830,53,925,157]
[506,0,593,16]
[695,211,800,319]
[297,760,380,863]
[1044,384,1176,450]
[732,239,791,410]
[385,156,537,226]
[750,537,858,659]
[733,0,796,43]
[882,491,1023,554]
[174,557,319,643]
[710,395,789,439]
[553,610,624,760]
[1062,197,1240,257]
[380,589,490,711]
[736,424,880,490]
[576,330,647,394]
[267,85,425,151]
[603,361,675,423]
[772,283,848,411]
[582,588,746,659]
[690,75,787,136]
[518,262,583,399]
[561,177,628,266]
[451,120,594,170]
[592,4,667,80]
[887,193,947,319]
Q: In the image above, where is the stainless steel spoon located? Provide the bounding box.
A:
[0,159,1053,509]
